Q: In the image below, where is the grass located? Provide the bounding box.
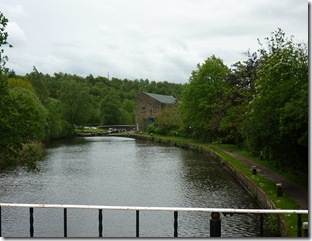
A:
[75,127,107,134]
[219,144,308,187]
[127,133,308,237]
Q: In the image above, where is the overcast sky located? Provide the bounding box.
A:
[0,0,308,83]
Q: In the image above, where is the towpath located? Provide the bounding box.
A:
[215,146,308,210]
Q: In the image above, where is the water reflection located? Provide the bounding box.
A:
[0,136,260,237]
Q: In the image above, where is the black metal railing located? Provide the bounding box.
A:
[0,203,308,237]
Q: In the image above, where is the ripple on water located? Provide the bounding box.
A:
[0,137,260,237]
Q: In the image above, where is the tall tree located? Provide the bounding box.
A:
[219,52,258,144]
[0,12,12,74]
[58,77,92,126]
[246,29,308,171]
[26,67,50,102]
[99,91,121,125]
[180,55,230,141]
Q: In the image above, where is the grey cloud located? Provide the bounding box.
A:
[0,0,308,83]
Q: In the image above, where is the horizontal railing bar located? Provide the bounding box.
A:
[0,203,308,214]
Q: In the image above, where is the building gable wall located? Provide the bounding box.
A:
[135,92,174,132]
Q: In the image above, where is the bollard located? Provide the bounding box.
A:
[276,183,283,197]
[210,212,221,237]
[303,222,308,237]
[252,166,257,175]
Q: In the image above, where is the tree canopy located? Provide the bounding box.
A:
[180,55,230,141]
[179,29,308,174]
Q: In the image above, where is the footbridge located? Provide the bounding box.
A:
[97,125,136,131]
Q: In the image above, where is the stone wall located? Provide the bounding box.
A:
[135,93,162,132]
[136,93,172,132]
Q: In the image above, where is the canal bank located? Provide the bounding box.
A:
[118,133,308,237]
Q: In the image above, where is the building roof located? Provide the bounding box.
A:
[144,92,177,104]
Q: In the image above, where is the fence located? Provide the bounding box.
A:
[0,203,308,237]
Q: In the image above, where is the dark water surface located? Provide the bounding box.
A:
[0,136,260,237]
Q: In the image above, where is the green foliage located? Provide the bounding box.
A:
[9,87,48,141]
[44,97,71,139]
[58,77,92,125]
[181,55,230,141]
[155,104,182,135]
[246,29,308,172]
[147,123,157,134]
[8,77,35,91]
[19,141,46,171]
[179,29,307,175]
[26,67,50,102]
[219,53,258,144]
[0,79,48,166]
[99,91,122,125]
[264,214,280,236]
[0,12,12,74]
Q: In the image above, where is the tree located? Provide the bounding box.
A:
[9,87,48,141]
[155,104,182,135]
[26,67,50,102]
[44,97,70,139]
[99,91,121,125]
[180,55,230,141]
[219,52,258,144]
[0,85,48,166]
[120,100,135,124]
[0,12,12,74]
[0,11,12,148]
[58,77,92,126]
[246,29,308,172]
[8,77,35,91]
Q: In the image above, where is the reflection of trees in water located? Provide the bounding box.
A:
[177,150,260,237]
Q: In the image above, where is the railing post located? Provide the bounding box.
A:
[297,214,302,237]
[174,211,178,237]
[252,166,257,175]
[276,183,283,197]
[136,210,139,237]
[99,209,103,237]
[0,206,2,237]
[29,207,34,237]
[64,208,67,237]
[210,212,221,237]
[303,222,308,237]
[259,213,264,237]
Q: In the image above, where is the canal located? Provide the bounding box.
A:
[0,136,260,237]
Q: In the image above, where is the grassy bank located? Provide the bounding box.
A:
[117,132,308,237]
[218,144,308,187]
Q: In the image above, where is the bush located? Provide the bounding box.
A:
[147,123,157,134]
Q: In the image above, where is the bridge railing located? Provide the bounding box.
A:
[0,203,308,237]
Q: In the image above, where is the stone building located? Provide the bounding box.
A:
[135,92,177,132]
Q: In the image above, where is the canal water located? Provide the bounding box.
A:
[0,136,260,237]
